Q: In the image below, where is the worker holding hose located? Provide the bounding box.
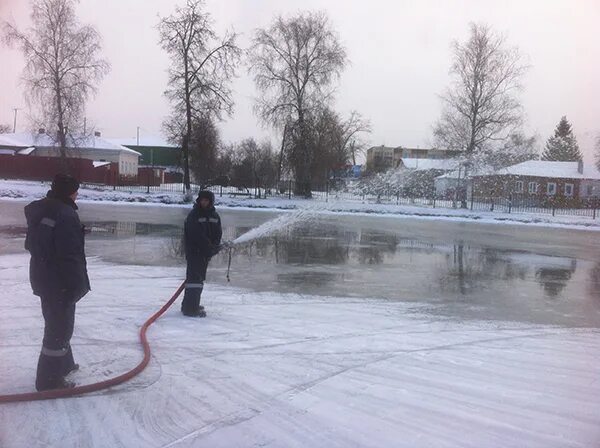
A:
[181,190,223,317]
[24,174,90,391]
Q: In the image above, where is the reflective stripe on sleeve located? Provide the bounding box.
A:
[40,217,56,228]
[197,218,209,223]
[208,218,219,223]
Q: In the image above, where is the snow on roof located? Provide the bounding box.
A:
[0,132,141,155]
[0,149,14,155]
[108,135,178,149]
[490,160,600,180]
[0,133,30,148]
[400,158,459,171]
[92,161,112,168]
[436,165,494,179]
[17,147,36,155]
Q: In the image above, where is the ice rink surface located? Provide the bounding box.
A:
[1,254,599,448]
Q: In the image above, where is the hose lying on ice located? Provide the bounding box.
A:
[0,282,186,404]
[226,246,233,282]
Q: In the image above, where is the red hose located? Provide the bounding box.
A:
[0,282,185,404]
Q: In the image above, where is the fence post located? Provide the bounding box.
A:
[220,185,223,197]
[470,195,474,210]
[288,180,292,200]
[396,192,399,205]
[490,199,494,212]
[326,181,329,203]
[552,205,555,217]
[594,208,596,220]
[508,197,512,214]
[433,197,436,208]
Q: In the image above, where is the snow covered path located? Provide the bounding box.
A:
[1,254,599,447]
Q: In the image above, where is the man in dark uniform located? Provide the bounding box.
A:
[25,174,90,391]
[181,190,222,317]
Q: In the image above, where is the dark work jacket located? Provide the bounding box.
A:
[24,192,90,302]
[184,205,222,259]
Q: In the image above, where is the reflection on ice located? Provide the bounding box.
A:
[1,206,598,327]
[67,215,600,327]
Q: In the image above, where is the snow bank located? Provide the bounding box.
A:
[0,253,599,447]
[1,179,600,231]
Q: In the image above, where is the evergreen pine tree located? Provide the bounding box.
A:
[541,116,582,161]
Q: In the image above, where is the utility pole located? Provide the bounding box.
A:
[12,108,20,133]
[136,126,140,146]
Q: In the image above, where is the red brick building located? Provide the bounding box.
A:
[471,160,600,207]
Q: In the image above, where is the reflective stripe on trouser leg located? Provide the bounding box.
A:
[37,297,76,390]
[185,283,204,289]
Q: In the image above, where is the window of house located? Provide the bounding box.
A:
[546,182,557,195]
[515,181,523,193]
[528,182,538,194]
[564,183,574,197]
[587,185,594,196]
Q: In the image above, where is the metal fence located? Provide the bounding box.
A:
[79,180,599,220]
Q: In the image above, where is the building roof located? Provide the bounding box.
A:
[367,145,396,152]
[436,165,493,180]
[108,135,178,149]
[368,145,462,153]
[18,147,36,155]
[399,146,461,152]
[0,132,141,156]
[92,161,112,168]
[400,158,459,171]
[488,160,600,180]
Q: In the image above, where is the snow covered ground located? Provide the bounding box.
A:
[1,253,599,448]
[2,179,600,230]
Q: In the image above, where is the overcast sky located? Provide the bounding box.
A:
[1,0,599,161]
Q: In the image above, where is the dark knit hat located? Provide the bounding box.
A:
[51,173,80,199]
[196,190,214,206]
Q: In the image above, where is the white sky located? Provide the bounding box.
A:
[1,0,599,162]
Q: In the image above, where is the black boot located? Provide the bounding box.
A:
[181,286,206,317]
[182,307,206,318]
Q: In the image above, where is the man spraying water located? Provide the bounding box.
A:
[182,204,318,315]
[181,190,223,317]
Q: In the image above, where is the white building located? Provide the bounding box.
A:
[0,130,141,176]
[399,158,459,171]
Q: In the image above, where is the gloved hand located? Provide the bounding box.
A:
[219,240,234,251]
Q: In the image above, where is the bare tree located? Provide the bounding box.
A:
[433,23,528,156]
[307,108,371,183]
[189,116,220,185]
[249,11,347,196]
[158,0,241,196]
[338,111,371,166]
[232,138,277,194]
[471,132,539,171]
[2,0,109,164]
